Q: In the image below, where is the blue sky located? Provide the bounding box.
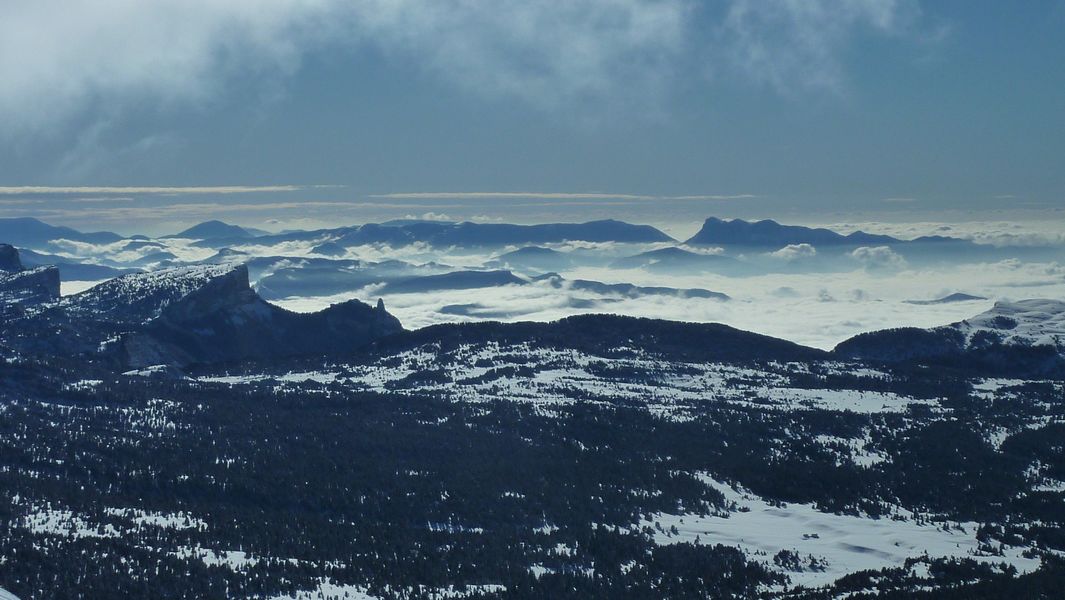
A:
[0,0,1062,234]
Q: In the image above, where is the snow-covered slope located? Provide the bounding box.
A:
[61,265,243,324]
[0,245,60,310]
[835,299,1065,377]
[1,262,403,367]
[0,266,60,307]
[954,299,1065,350]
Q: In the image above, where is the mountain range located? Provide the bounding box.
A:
[0,217,123,248]
[3,243,1062,380]
[1,247,400,367]
[685,217,966,247]
[2,242,1064,599]
[191,218,676,249]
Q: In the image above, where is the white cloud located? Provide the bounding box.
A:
[0,0,930,139]
[827,219,1065,247]
[721,0,918,93]
[851,245,908,270]
[0,186,308,195]
[400,212,454,222]
[769,243,817,260]
[269,260,1031,350]
[0,0,692,137]
[373,192,760,202]
[376,192,661,201]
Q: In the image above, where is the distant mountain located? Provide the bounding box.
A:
[310,241,348,256]
[904,293,987,305]
[0,217,123,248]
[534,273,729,301]
[611,247,742,274]
[488,246,577,272]
[379,270,526,295]
[686,217,964,247]
[835,299,1065,378]
[340,219,674,248]
[120,240,167,251]
[18,248,139,281]
[193,219,674,249]
[197,247,250,264]
[252,258,445,299]
[166,220,255,240]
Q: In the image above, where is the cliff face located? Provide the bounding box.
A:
[0,266,61,310]
[0,244,22,272]
[101,265,404,368]
[0,257,403,368]
[0,245,60,313]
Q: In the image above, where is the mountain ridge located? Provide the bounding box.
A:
[835,299,1065,377]
[686,217,966,247]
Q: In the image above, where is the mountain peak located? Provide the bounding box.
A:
[0,243,22,272]
[0,244,60,310]
[169,220,253,240]
[958,299,1065,349]
[686,217,898,247]
[0,217,122,248]
[63,264,248,324]
[835,298,1065,377]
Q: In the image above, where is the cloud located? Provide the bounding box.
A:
[401,212,454,222]
[769,243,817,260]
[721,0,919,93]
[0,186,311,195]
[678,244,726,256]
[0,0,692,137]
[371,192,758,201]
[0,0,930,140]
[851,245,908,270]
[827,219,1065,248]
[668,194,760,201]
[374,192,660,201]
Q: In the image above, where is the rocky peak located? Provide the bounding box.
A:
[62,264,250,324]
[0,244,22,272]
[0,265,60,310]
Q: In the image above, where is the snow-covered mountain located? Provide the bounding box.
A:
[0,245,60,312]
[2,260,402,367]
[957,299,1065,349]
[61,264,243,324]
[1,243,1063,598]
[837,299,1065,377]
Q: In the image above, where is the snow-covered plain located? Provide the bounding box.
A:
[195,345,935,419]
[642,474,1041,589]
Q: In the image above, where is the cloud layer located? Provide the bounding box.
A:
[722,0,918,93]
[0,0,921,137]
[0,0,692,136]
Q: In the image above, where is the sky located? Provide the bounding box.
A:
[0,0,1063,235]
